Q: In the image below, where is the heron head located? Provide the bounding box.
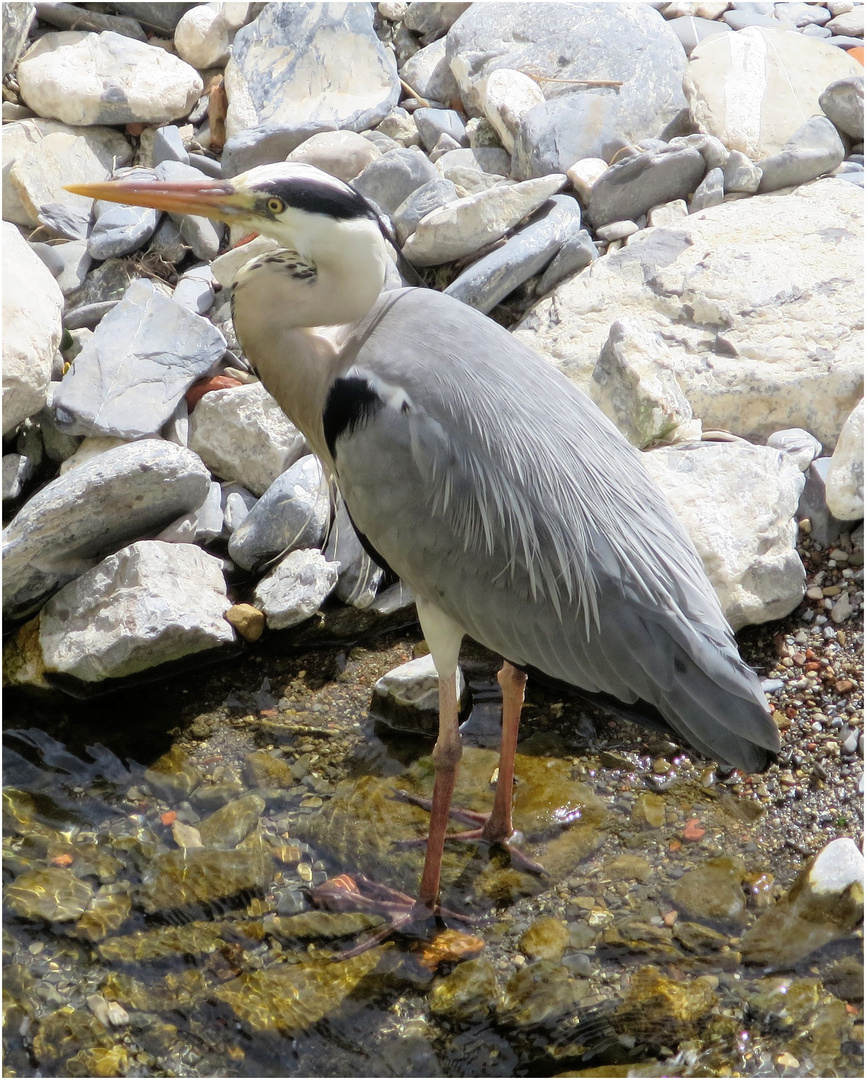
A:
[65,162,385,260]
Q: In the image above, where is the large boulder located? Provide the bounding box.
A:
[515,179,862,450]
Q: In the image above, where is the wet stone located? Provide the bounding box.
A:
[604,854,653,881]
[264,911,384,940]
[73,887,132,942]
[429,957,501,1021]
[615,965,718,1047]
[601,921,682,962]
[243,749,297,789]
[519,915,570,963]
[293,748,605,910]
[214,948,385,1035]
[498,959,588,1027]
[6,866,93,922]
[143,746,203,803]
[195,793,265,848]
[98,920,242,963]
[31,1006,110,1071]
[139,848,273,913]
[669,855,748,923]
[672,920,732,954]
[65,1045,129,1078]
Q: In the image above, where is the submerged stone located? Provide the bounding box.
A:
[6,866,93,921]
[499,959,588,1027]
[669,855,747,923]
[97,920,245,963]
[429,957,501,1020]
[613,965,718,1047]
[74,887,132,942]
[519,916,570,963]
[214,948,386,1035]
[139,849,273,913]
[195,793,265,848]
[263,910,385,940]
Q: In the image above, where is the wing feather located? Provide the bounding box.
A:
[329,289,779,770]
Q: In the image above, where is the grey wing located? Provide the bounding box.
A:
[329,290,779,771]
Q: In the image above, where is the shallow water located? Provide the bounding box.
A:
[3,625,863,1078]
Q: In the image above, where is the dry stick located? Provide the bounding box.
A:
[522,71,624,89]
[399,78,431,108]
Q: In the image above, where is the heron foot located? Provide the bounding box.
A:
[309,872,470,958]
[393,790,546,875]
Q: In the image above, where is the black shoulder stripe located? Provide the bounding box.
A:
[323,376,383,458]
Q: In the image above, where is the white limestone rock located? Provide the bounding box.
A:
[825,400,864,521]
[478,69,545,155]
[174,4,232,69]
[17,31,203,126]
[5,541,235,689]
[515,180,862,450]
[567,157,609,204]
[2,441,211,619]
[400,36,460,105]
[188,381,307,496]
[2,224,63,437]
[3,119,132,227]
[373,654,466,714]
[287,131,382,183]
[225,3,398,139]
[402,173,567,266]
[253,549,339,630]
[641,441,806,629]
[590,319,694,448]
[766,428,823,472]
[684,27,863,160]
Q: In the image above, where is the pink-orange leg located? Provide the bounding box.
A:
[398,661,544,874]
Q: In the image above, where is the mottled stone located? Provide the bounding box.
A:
[670,856,747,922]
[588,145,706,228]
[429,958,501,1020]
[144,746,203,803]
[253,549,340,630]
[6,867,93,921]
[196,794,265,848]
[824,400,864,521]
[519,916,570,963]
[287,130,382,182]
[225,4,398,140]
[140,848,273,913]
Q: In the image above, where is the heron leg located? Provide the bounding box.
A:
[417,666,462,910]
[482,660,526,843]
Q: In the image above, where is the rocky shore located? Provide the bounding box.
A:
[1,2,863,1077]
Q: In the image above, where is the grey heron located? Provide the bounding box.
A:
[67,163,780,930]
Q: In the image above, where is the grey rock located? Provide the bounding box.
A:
[155,161,224,259]
[667,14,733,55]
[352,147,439,217]
[188,381,307,497]
[824,34,865,48]
[392,177,460,243]
[33,3,147,41]
[2,422,41,502]
[447,3,688,148]
[722,150,763,193]
[825,399,863,520]
[110,3,195,34]
[3,2,34,78]
[2,440,211,619]
[253,549,340,631]
[88,199,159,259]
[400,36,460,104]
[414,108,467,151]
[228,456,331,572]
[377,107,421,148]
[820,75,864,139]
[222,122,337,178]
[826,6,865,35]
[588,145,707,228]
[777,3,832,27]
[157,480,224,544]
[149,215,188,264]
[323,495,384,608]
[435,147,511,178]
[670,132,730,171]
[52,278,226,440]
[373,654,466,717]
[221,482,258,536]
[29,541,235,687]
[513,93,620,181]
[187,153,223,179]
[722,9,794,29]
[225,4,398,141]
[797,457,859,547]
[759,115,846,192]
[802,23,833,37]
[428,132,463,162]
[445,195,582,312]
[690,166,725,212]
[403,1,471,36]
[173,264,216,315]
[151,125,190,167]
[767,428,823,472]
[36,202,92,241]
[31,239,92,295]
[536,230,598,294]
[63,301,119,331]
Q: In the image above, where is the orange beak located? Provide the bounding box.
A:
[64,178,249,225]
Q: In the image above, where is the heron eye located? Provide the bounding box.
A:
[266,197,285,214]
